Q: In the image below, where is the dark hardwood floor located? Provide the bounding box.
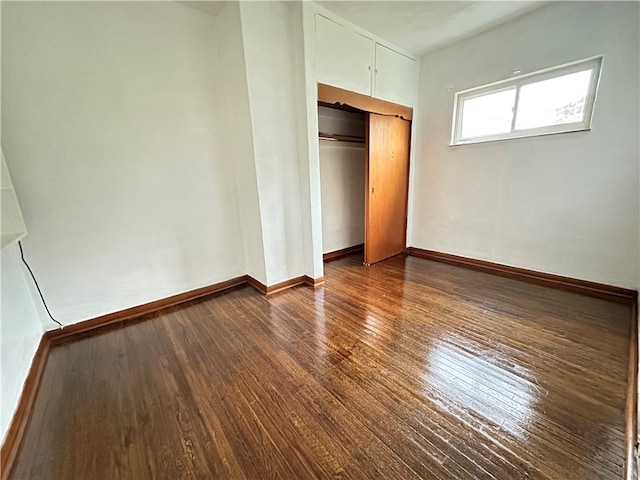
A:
[11,254,631,479]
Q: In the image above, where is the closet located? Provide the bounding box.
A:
[319,105,366,261]
[318,83,411,266]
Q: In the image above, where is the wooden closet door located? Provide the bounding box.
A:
[364,113,410,265]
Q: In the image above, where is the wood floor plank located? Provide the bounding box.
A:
[207,295,427,480]
[9,255,631,480]
[270,289,618,480]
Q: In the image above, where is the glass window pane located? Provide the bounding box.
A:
[515,69,592,130]
[460,88,516,139]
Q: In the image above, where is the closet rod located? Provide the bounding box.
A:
[319,132,365,144]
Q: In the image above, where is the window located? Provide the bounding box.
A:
[451,56,602,145]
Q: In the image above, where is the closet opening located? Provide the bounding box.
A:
[317,83,412,268]
[318,103,366,264]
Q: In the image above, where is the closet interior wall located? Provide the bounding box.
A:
[318,106,366,256]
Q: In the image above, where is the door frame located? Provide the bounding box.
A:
[317,83,413,266]
[318,83,413,120]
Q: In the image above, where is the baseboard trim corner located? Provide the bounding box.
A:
[303,275,325,286]
[406,246,638,478]
[248,275,325,295]
[406,247,637,304]
[1,270,325,478]
[46,275,248,343]
[245,276,268,295]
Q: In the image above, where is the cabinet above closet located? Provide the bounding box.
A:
[315,13,418,107]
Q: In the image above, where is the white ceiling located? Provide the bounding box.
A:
[316,1,548,56]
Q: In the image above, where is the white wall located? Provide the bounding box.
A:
[214,2,267,285]
[319,143,365,253]
[299,1,326,280]
[288,1,320,281]
[239,1,306,285]
[1,1,246,324]
[1,244,45,441]
[410,1,640,288]
[318,106,366,253]
[318,106,365,137]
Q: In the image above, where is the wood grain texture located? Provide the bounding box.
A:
[318,83,413,120]
[10,254,632,480]
[1,272,324,479]
[323,244,364,262]
[407,247,637,304]
[46,274,320,343]
[266,277,306,295]
[245,275,267,295]
[1,336,50,480]
[365,114,410,265]
[302,275,325,286]
[46,275,248,343]
[247,276,324,295]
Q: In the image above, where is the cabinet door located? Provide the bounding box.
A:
[373,43,418,106]
[316,14,374,97]
[364,114,410,265]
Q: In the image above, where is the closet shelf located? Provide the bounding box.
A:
[319,132,365,144]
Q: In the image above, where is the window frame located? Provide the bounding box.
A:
[450,55,603,146]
